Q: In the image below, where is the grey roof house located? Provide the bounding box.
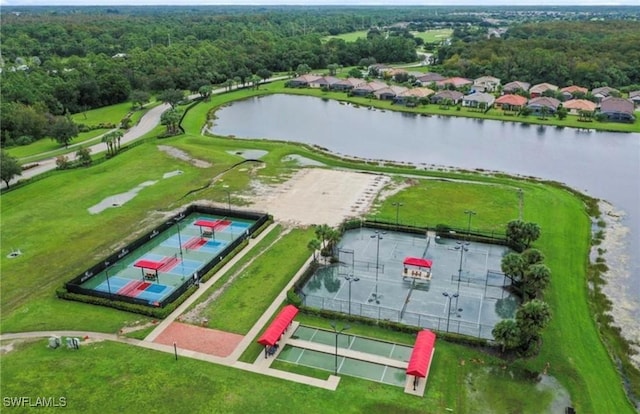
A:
[599,97,635,122]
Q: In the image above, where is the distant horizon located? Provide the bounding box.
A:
[2,0,639,7]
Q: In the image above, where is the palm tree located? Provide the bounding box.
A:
[101,133,114,156]
[501,252,527,286]
[522,264,551,300]
[307,239,321,261]
[492,319,520,352]
[516,299,551,352]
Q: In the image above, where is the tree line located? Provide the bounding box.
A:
[437,20,640,89]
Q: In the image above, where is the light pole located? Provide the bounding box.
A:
[464,210,476,241]
[368,231,385,304]
[454,241,469,312]
[344,274,360,315]
[223,185,231,212]
[392,202,403,228]
[330,321,350,376]
[104,260,112,300]
[174,215,184,259]
[442,292,460,333]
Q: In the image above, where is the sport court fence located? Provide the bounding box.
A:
[303,293,495,339]
[65,204,269,308]
[342,219,509,246]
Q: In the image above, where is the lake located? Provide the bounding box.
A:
[209,93,640,328]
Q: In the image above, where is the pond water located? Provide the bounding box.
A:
[210,94,640,323]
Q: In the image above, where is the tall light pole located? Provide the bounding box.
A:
[223,185,231,212]
[464,210,476,241]
[368,231,385,304]
[392,202,403,228]
[104,260,112,300]
[174,214,184,260]
[442,292,459,333]
[344,274,360,315]
[330,321,350,376]
[454,241,469,312]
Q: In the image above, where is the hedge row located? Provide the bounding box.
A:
[56,284,199,319]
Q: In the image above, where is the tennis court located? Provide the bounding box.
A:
[302,227,519,339]
[78,212,257,305]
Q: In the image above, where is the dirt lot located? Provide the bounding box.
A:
[249,168,390,227]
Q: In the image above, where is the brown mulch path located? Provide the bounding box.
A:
[153,322,244,357]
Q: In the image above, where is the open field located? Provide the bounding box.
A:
[411,29,453,43]
[0,88,637,412]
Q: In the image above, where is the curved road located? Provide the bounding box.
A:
[6,78,287,188]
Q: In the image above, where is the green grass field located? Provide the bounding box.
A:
[0,88,637,412]
[322,29,452,44]
[410,29,453,43]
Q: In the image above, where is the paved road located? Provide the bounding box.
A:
[5,77,288,188]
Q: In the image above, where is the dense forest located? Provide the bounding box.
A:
[438,21,640,88]
[1,6,639,146]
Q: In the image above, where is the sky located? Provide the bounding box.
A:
[1,0,638,6]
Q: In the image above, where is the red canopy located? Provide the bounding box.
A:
[403,257,433,268]
[134,259,164,270]
[257,305,299,347]
[193,219,231,230]
[406,329,436,378]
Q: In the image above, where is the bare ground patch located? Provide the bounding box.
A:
[158,145,212,168]
[246,168,390,227]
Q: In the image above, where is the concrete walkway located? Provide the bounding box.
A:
[145,222,279,342]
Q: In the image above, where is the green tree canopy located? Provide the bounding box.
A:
[0,150,22,188]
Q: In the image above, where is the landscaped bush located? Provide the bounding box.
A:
[56,284,198,319]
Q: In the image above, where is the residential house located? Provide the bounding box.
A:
[462,92,495,108]
[527,96,561,114]
[502,81,530,95]
[368,64,389,77]
[332,78,365,92]
[591,86,620,103]
[560,85,588,100]
[351,81,388,97]
[430,90,464,105]
[495,94,528,111]
[599,97,635,122]
[529,83,558,98]
[309,76,341,89]
[473,76,501,93]
[394,87,434,105]
[562,99,596,115]
[630,91,640,107]
[436,77,473,90]
[374,85,408,100]
[415,72,445,86]
[287,74,321,88]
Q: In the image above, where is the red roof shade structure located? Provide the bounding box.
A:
[257,305,299,347]
[193,219,231,230]
[406,329,437,378]
[134,259,164,270]
[403,257,433,268]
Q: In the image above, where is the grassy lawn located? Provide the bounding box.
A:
[322,30,369,42]
[202,227,315,334]
[2,337,558,413]
[69,101,135,126]
[7,129,111,162]
[410,28,453,43]
[0,89,636,412]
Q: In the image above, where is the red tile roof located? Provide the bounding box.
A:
[495,94,528,106]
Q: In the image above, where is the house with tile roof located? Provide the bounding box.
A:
[529,83,558,98]
[462,92,495,109]
[599,97,635,122]
[502,81,530,94]
[495,94,528,111]
[563,99,597,115]
[560,85,588,100]
[473,76,501,93]
[527,96,561,114]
